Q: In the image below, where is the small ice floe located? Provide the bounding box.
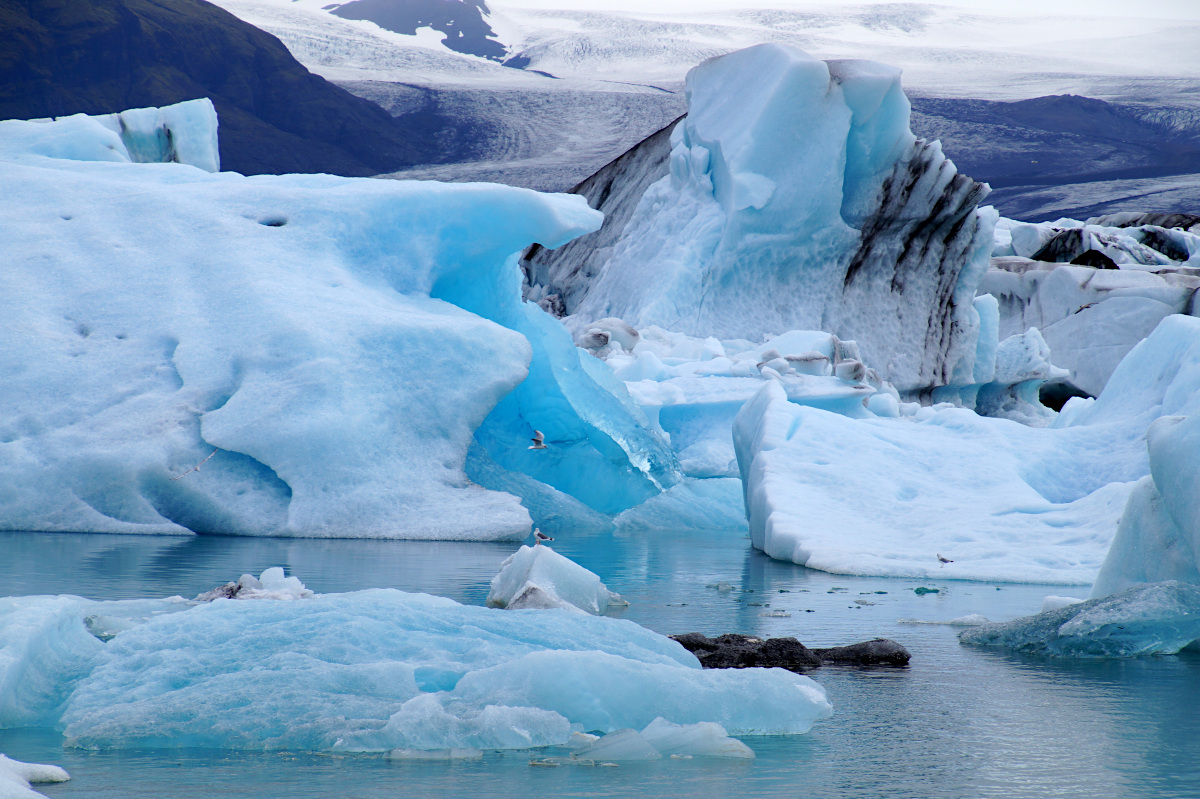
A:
[898,614,990,627]
[487,545,625,614]
[0,753,70,799]
[960,581,1200,657]
[760,610,791,618]
[195,567,314,601]
[388,748,482,761]
[1041,595,1085,613]
[706,582,734,593]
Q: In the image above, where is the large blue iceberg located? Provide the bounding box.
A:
[0,99,679,539]
[0,580,832,752]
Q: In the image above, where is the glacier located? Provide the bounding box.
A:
[732,315,1200,583]
[526,43,997,396]
[0,98,686,539]
[0,583,831,752]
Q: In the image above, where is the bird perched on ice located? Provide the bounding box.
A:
[534,529,554,545]
[529,430,547,450]
[937,554,953,566]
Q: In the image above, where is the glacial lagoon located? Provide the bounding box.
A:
[2,529,1198,799]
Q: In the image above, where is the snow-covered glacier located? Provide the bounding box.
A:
[0,581,831,752]
[732,315,1200,584]
[0,99,684,539]
[526,44,996,395]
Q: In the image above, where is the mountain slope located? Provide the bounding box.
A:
[0,0,467,175]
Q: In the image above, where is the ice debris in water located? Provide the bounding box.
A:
[195,567,314,601]
[0,754,70,799]
[897,614,989,626]
[387,748,482,761]
[487,545,625,614]
[959,581,1200,657]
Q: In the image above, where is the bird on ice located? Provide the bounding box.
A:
[528,430,547,450]
[534,529,554,545]
[937,554,953,566]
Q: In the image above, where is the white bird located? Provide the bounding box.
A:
[937,554,953,566]
[528,430,547,450]
[534,529,554,545]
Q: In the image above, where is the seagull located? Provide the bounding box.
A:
[534,529,554,545]
[528,430,547,450]
[937,554,953,566]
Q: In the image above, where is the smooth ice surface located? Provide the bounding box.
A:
[0,99,219,172]
[0,587,830,752]
[561,44,994,394]
[733,315,1200,583]
[1091,412,1200,597]
[487,545,624,614]
[639,717,755,759]
[960,581,1200,657]
[0,100,701,540]
[0,754,69,799]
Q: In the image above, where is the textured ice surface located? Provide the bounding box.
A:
[487,545,624,614]
[0,754,70,799]
[639,717,754,759]
[0,100,689,538]
[0,589,830,751]
[543,44,994,394]
[733,315,1200,583]
[960,581,1200,657]
[980,255,1200,397]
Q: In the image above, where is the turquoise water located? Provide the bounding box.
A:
[2,529,1199,799]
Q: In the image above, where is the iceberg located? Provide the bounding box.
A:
[732,315,1200,583]
[0,587,834,752]
[1091,412,1200,598]
[959,581,1200,657]
[0,99,679,538]
[528,43,996,395]
[486,545,625,614]
[0,754,69,799]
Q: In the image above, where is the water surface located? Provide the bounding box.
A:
[2,530,1197,799]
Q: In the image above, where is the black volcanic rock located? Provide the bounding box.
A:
[671,632,910,671]
[0,0,456,175]
[331,0,506,61]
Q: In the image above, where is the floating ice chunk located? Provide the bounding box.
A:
[1041,596,1085,613]
[571,728,661,761]
[195,567,314,601]
[960,581,1200,657]
[0,754,69,799]
[487,546,625,615]
[639,717,755,759]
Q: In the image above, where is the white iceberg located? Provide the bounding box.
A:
[960,581,1200,657]
[732,315,1200,583]
[194,567,314,601]
[487,545,624,614]
[0,754,69,799]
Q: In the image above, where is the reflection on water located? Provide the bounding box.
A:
[2,530,1198,799]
